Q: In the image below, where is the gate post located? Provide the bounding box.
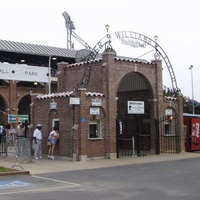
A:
[132,136,135,157]
[136,114,140,157]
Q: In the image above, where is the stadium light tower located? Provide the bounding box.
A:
[62,11,75,49]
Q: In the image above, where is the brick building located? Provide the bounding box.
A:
[0,39,76,126]
[31,49,184,161]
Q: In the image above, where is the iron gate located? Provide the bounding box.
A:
[155,115,180,154]
[116,116,151,158]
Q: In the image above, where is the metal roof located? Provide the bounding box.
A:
[0,39,77,58]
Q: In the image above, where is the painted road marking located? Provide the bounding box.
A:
[32,175,80,186]
[0,180,34,189]
[0,185,86,196]
[0,176,81,195]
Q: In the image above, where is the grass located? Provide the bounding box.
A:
[0,166,17,172]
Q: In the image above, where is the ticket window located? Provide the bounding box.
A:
[52,118,59,129]
[89,121,101,138]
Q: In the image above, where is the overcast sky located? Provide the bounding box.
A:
[1,0,199,100]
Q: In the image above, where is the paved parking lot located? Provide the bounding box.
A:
[1,155,200,200]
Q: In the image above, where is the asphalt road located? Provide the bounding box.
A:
[0,157,200,200]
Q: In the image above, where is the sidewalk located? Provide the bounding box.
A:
[1,152,200,175]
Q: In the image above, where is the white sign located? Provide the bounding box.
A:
[128,101,144,114]
[0,63,48,82]
[165,109,172,116]
[120,38,146,48]
[50,102,57,110]
[69,97,80,105]
[91,99,101,106]
[90,107,100,115]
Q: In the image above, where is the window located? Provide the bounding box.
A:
[164,117,174,136]
[52,118,59,130]
[89,121,101,139]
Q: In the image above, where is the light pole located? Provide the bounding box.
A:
[48,56,51,94]
[189,65,195,114]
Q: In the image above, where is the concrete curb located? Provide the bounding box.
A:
[0,170,30,177]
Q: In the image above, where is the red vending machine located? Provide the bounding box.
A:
[184,113,200,151]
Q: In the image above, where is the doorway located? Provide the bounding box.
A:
[116,72,153,157]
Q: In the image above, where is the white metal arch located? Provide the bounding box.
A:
[76,31,180,95]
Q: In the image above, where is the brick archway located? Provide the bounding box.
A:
[116,72,153,157]
[0,95,8,125]
[18,95,31,117]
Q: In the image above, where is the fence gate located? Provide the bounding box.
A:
[116,115,151,158]
[155,115,180,154]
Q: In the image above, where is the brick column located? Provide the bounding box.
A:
[102,50,117,159]
[150,59,163,153]
[177,95,185,152]
[74,88,87,161]
[57,62,68,92]
[9,80,18,114]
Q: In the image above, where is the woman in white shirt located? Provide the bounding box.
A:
[48,127,59,160]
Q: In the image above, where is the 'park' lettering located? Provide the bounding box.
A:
[25,71,38,76]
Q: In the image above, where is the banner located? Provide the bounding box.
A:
[0,63,48,82]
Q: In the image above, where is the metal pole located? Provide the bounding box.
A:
[48,56,51,94]
[132,136,135,157]
[189,65,194,114]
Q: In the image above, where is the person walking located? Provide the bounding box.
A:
[47,127,59,160]
[33,124,43,160]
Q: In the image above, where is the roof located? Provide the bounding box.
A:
[0,39,77,58]
[86,92,104,97]
[36,91,104,99]
[64,56,153,69]
[36,92,74,99]
[164,96,178,101]
[115,57,153,64]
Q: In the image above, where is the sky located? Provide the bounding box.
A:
[0,0,200,100]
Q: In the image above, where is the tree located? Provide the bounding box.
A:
[163,86,200,114]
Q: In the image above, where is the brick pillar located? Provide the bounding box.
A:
[9,80,18,115]
[74,88,87,161]
[102,50,117,159]
[150,59,163,153]
[177,95,185,152]
[57,62,68,92]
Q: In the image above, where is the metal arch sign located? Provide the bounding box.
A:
[92,31,155,52]
[77,31,180,95]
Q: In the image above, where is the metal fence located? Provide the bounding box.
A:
[0,136,32,169]
[117,136,147,158]
[155,115,180,154]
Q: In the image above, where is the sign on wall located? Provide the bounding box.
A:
[50,102,57,109]
[165,108,172,116]
[127,101,144,114]
[90,107,100,115]
[69,97,80,105]
[8,114,29,123]
[91,99,101,106]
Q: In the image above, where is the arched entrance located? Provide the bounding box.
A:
[116,72,153,157]
[18,95,31,121]
[0,96,7,125]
